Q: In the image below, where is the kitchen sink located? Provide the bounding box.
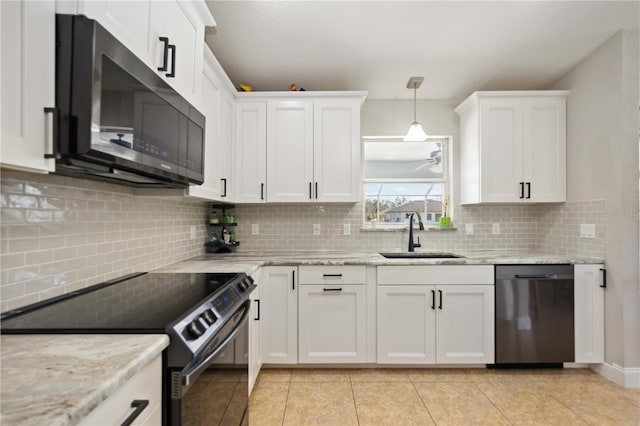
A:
[379,252,464,259]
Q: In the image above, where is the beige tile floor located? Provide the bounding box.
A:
[249,368,640,426]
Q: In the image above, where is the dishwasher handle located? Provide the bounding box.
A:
[514,274,564,279]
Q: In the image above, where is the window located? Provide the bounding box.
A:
[363,137,450,227]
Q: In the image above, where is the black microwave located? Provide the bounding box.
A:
[53,14,205,188]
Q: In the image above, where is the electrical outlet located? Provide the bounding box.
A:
[492,223,500,235]
[343,223,351,235]
[580,223,596,239]
[313,224,321,235]
[251,224,260,235]
[465,223,474,235]
[190,225,196,240]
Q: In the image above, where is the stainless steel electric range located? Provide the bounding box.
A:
[0,271,256,426]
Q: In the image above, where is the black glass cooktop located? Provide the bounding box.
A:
[0,273,241,333]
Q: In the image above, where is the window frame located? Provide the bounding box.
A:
[362,135,453,229]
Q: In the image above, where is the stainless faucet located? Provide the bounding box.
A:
[408,212,425,252]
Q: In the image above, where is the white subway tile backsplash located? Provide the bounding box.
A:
[1,173,208,313]
[1,171,605,313]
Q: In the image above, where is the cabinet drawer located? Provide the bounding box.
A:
[298,266,366,284]
[377,265,494,285]
[80,355,162,426]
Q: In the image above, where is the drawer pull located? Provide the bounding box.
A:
[323,288,342,292]
[121,399,149,426]
[600,268,607,288]
[292,270,295,290]
[323,274,343,277]
[438,290,443,310]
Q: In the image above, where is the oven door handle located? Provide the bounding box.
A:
[180,301,250,391]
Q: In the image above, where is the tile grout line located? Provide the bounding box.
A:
[410,381,438,425]
[348,370,361,426]
[546,390,594,425]
[280,371,292,426]
[474,381,515,425]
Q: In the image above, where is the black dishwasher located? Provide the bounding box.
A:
[495,265,574,366]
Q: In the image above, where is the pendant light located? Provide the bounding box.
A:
[404,77,428,141]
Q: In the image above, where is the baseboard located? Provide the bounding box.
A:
[592,362,640,388]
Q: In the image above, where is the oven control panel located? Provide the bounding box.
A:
[174,275,256,349]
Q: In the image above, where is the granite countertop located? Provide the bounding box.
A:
[0,334,169,426]
[153,249,604,274]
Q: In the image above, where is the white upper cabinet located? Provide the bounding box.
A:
[234,102,267,203]
[266,100,314,202]
[455,91,568,204]
[313,99,362,202]
[76,0,214,107]
[75,1,151,62]
[1,0,56,173]
[218,91,236,201]
[234,92,366,203]
[186,48,235,200]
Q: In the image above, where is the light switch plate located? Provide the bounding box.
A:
[492,223,500,235]
[313,224,321,235]
[580,223,596,239]
[465,223,474,235]
[343,224,351,235]
[251,224,259,235]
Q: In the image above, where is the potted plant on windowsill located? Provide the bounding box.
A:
[439,195,451,227]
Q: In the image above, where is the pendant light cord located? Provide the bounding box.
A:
[413,83,417,122]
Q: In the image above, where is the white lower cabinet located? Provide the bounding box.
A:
[249,273,262,394]
[435,285,495,363]
[298,283,367,363]
[574,264,605,363]
[297,266,367,363]
[261,267,298,364]
[377,285,436,363]
[79,355,162,425]
[377,265,495,364]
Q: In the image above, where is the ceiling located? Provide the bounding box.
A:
[204,1,638,101]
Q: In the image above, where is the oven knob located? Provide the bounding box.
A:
[201,310,217,325]
[187,320,205,339]
[237,282,246,292]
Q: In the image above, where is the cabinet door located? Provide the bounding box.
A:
[574,265,605,363]
[218,91,236,200]
[523,97,566,202]
[249,277,262,394]
[261,267,297,364]
[377,286,436,364]
[1,0,56,173]
[435,285,495,364]
[298,284,366,363]
[266,100,314,202]
[149,0,199,103]
[234,102,267,203]
[185,70,221,200]
[313,99,361,202]
[77,0,150,62]
[479,98,524,203]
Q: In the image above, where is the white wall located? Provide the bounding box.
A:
[549,30,640,369]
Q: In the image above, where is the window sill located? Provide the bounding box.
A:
[360,225,458,233]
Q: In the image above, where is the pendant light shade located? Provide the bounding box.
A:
[404,77,428,142]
